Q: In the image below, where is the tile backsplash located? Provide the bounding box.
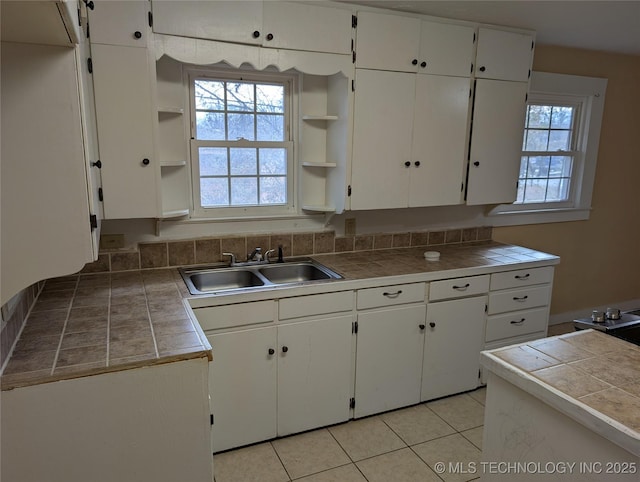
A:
[83,226,493,274]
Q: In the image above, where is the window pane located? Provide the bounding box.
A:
[196,112,225,140]
[519,157,529,177]
[260,177,287,204]
[550,156,573,177]
[524,129,549,151]
[526,156,550,178]
[231,177,257,205]
[201,178,229,206]
[259,148,287,175]
[527,105,551,128]
[516,182,525,203]
[257,114,284,141]
[228,113,255,140]
[550,106,574,129]
[256,84,284,113]
[546,178,570,202]
[523,179,547,203]
[199,147,228,176]
[195,80,225,110]
[226,82,254,112]
[548,130,571,151]
[230,148,257,175]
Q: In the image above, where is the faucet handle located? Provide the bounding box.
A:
[222,252,236,266]
[264,249,276,263]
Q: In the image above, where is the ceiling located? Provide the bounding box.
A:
[339,1,640,56]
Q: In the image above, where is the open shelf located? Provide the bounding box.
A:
[301,205,336,213]
[161,209,189,219]
[302,161,337,168]
[160,160,187,167]
[158,106,184,115]
[302,115,338,121]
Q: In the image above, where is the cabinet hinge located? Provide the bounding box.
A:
[352,321,358,334]
[473,32,476,43]
[351,79,355,91]
[83,0,94,11]
[350,397,356,409]
[89,214,98,230]
[528,69,531,79]
[352,50,356,64]
[98,187,104,202]
[531,40,535,50]
[352,15,357,28]
[525,93,528,102]
[478,369,482,380]
[148,11,153,27]
[470,63,473,74]
[210,414,214,425]
[87,57,93,74]
[461,182,464,192]
[347,185,352,197]
[351,38,354,52]
[485,304,488,313]
[86,21,90,39]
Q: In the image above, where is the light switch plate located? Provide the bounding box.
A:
[345,218,356,237]
[100,234,125,250]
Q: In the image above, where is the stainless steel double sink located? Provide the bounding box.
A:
[179,258,343,295]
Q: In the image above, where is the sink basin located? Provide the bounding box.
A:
[179,258,342,295]
[259,262,333,283]
[189,269,265,292]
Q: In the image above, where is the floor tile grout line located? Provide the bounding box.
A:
[50,275,80,375]
[268,439,293,481]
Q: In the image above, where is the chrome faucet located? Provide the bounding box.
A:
[264,249,276,263]
[247,247,262,262]
[222,252,236,266]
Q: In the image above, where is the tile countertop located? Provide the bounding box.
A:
[481,330,640,457]
[1,241,559,390]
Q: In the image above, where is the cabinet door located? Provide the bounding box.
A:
[355,10,421,72]
[88,0,150,47]
[355,305,425,418]
[409,75,470,207]
[277,315,353,436]
[207,327,277,452]
[466,79,528,205]
[418,21,475,77]
[151,0,263,46]
[422,296,486,401]
[351,69,414,210]
[92,44,159,218]
[475,28,534,82]
[262,2,352,54]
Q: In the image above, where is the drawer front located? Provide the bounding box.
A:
[488,285,551,315]
[194,300,276,331]
[485,307,549,342]
[490,266,554,291]
[428,275,490,301]
[279,291,353,320]
[357,283,425,310]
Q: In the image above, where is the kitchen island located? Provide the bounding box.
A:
[480,330,640,481]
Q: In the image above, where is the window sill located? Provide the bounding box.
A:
[488,206,592,226]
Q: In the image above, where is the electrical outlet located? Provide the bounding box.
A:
[100,234,125,250]
[345,218,356,237]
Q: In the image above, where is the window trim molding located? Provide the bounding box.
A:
[488,71,607,226]
[186,66,300,220]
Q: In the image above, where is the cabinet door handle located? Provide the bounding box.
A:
[411,59,418,65]
[91,160,102,169]
[253,30,260,38]
[419,324,426,330]
[429,322,436,328]
[515,273,530,280]
[404,161,411,167]
[134,31,142,39]
[266,33,274,41]
[453,283,470,290]
[281,346,288,353]
[414,161,421,167]
[510,318,526,325]
[513,295,529,301]
[473,161,480,167]
[479,66,486,72]
[268,348,275,355]
[142,158,150,166]
[420,61,427,68]
[383,290,402,298]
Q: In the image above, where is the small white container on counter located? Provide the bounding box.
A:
[424,251,440,261]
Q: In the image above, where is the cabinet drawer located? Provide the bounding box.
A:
[428,275,490,301]
[357,283,425,310]
[485,307,549,342]
[488,285,551,315]
[279,291,353,320]
[194,300,276,331]
[490,266,554,291]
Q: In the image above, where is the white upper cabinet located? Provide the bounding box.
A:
[151,1,352,55]
[355,11,474,77]
[0,0,81,46]
[89,0,151,47]
[475,28,534,82]
[466,79,528,205]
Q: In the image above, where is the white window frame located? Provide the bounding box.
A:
[187,67,298,219]
[489,72,607,226]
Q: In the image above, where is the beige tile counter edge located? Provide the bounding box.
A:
[481,330,640,457]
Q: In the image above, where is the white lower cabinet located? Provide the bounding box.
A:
[422,295,487,401]
[354,304,426,418]
[207,326,277,453]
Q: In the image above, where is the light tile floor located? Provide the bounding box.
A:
[213,323,576,482]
